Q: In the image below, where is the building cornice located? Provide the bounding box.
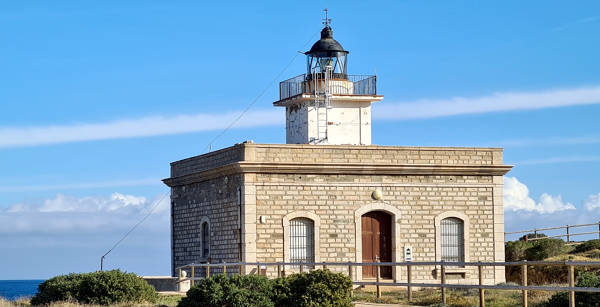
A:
[163,161,513,187]
[273,93,384,106]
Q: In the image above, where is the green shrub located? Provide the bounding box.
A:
[573,239,600,254]
[505,240,533,261]
[30,273,82,304]
[179,269,352,307]
[178,274,274,307]
[544,271,600,307]
[30,270,157,305]
[273,269,352,307]
[525,239,565,261]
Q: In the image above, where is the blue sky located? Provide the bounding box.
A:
[1,1,600,279]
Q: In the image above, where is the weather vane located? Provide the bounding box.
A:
[322,8,331,26]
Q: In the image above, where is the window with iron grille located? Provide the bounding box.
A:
[202,221,210,258]
[441,217,464,263]
[289,218,314,266]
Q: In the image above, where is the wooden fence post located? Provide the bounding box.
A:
[376,261,381,298]
[191,266,195,288]
[222,261,227,276]
[277,265,281,278]
[567,225,570,243]
[256,263,261,275]
[348,263,353,298]
[441,262,446,304]
[568,262,575,307]
[206,262,211,278]
[323,262,327,270]
[522,261,528,307]
[478,263,485,307]
[407,264,412,302]
[300,264,304,273]
[348,263,353,280]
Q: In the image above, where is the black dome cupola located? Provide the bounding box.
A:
[306,25,348,57]
[305,11,348,78]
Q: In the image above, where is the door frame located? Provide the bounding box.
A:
[354,202,402,282]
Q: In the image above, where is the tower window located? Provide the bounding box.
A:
[440,217,464,263]
[202,221,210,258]
[289,218,315,265]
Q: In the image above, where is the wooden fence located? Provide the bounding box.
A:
[505,221,600,242]
[176,260,600,307]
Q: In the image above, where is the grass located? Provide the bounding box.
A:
[352,287,555,307]
[0,294,183,307]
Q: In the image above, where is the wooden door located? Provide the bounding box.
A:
[361,211,392,279]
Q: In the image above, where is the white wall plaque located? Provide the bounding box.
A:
[404,245,413,262]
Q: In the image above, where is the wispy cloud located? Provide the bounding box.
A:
[484,135,600,148]
[373,85,600,120]
[2,85,600,148]
[552,16,600,32]
[0,109,283,148]
[515,155,600,165]
[0,177,163,193]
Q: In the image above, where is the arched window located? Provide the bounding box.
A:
[201,221,210,258]
[440,217,464,263]
[289,218,314,264]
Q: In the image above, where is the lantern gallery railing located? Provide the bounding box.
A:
[176,260,600,307]
[279,74,377,100]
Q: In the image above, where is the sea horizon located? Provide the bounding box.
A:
[0,280,44,301]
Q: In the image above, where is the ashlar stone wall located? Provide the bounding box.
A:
[170,174,242,276]
[249,173,503,284]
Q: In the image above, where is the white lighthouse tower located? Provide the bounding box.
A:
[274,15,383,145]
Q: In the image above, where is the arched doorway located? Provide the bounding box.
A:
[361,211,392,279]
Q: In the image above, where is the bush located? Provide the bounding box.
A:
[505,240,533,261]
[30,270,158,305]
[573,239,600,254]
[525,239,565,261]
[178,274,274,307]
[274,269,353,307]
[544,271,600,307]
[179,269,352,307]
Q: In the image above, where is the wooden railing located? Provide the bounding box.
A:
[175,260,600,307]
[505,221,600,242]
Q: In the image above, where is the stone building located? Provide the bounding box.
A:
[163,22,512,285]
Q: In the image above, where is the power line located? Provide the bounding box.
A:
[100,193,169,271]
[204,31,320,152]
[98,29,320,271]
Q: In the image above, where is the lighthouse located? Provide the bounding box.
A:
[165,11,511,286]
[274,16,383,145]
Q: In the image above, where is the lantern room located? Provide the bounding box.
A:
[305,25,349,79]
